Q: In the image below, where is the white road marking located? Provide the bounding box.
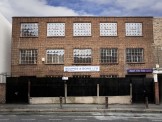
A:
[59,116,92,118]
[49,119,62,121]
[21,119,36,121]
[152,120,162,122]
[75,119,87,121]
[0,119,9,121]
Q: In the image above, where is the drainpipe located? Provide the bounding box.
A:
[153,68,160,105]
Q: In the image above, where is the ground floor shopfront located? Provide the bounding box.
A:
[2,77,154,104]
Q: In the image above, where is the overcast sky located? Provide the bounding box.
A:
[0,0,162,22]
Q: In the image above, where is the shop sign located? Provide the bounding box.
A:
[64,66,100,72]
[127,69,153,73]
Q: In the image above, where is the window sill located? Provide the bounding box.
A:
[100,36,118,37]
[125,36,143,37]
[20,36,38,38]
[45,63,64,65]
[126,62,145,64]
[47,36,65,38]
[19,64,37,65]
[72,63,92,65]
[100,63,119,65]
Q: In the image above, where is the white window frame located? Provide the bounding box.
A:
[100,23,117,36]
[46,49,64,64]
[20,23,38,37]
[19,49,37,64]
[73,23,91,36]
[73,49,92,63]
[100,48,118,63]
[47,23,65,37]
[125,23,142,36]
[126,48,144,63]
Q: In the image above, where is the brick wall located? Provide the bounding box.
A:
[11,17,154,77]
[153,18,162,68]
[0,84,6,103]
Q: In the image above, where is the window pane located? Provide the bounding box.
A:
[20,49,37,64]
[73,23,91,36]
[126,48,143,63]
[73,49,92,63]
[125,23,142,36]
[47,23,65,36]
[100,23,117,36]
[20,23,38,37]
[46,49,64,64]
[100,48,118,63]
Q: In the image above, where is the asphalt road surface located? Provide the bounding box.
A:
[0,112,162,122]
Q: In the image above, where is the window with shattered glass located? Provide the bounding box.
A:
[20,23,38,37]
[46,49,64,64]
[73,49,92,63]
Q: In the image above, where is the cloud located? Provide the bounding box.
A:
[0,0,80,22]
[81,0,162,16]
[1,0,162,23]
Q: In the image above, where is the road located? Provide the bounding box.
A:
[0,112,162,122]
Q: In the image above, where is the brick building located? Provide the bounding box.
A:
[11,16,154,78]
[153,18,162,104]
[10,16,155,104]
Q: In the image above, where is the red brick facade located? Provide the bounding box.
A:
[11,17,154,78]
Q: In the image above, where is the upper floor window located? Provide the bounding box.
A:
[100,48,118,64]
[126,48,144,63]
[46,49,64,64]
[125,23,142,36]
[73,49,92,63]
[19,49,37,64]
[100,23,117,36]
[20,23,38,37]
[73,23,91,36]
[47,23,65,37]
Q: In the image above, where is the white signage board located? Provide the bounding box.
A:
[62,77,68,80]
[64,66,100,72]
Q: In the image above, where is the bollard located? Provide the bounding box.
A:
[60,96,63,109]
[145,97,148,109]
[105,97,108,109]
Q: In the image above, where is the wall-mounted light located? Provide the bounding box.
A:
[42,58,45,62]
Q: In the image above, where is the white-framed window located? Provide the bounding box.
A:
[73,23,91,36]
[73,49,92,63]
[126,48,144,63]
[46,49,64,64]
[47,23,65,37]
[100,23,117,36]
[19,49,37,64]
[20,23,38,37]
[125,23,142,36]
[100,48,118,63]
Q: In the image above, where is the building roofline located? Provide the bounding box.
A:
[12,16,153,18]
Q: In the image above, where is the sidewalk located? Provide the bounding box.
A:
[0,104,162,113]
